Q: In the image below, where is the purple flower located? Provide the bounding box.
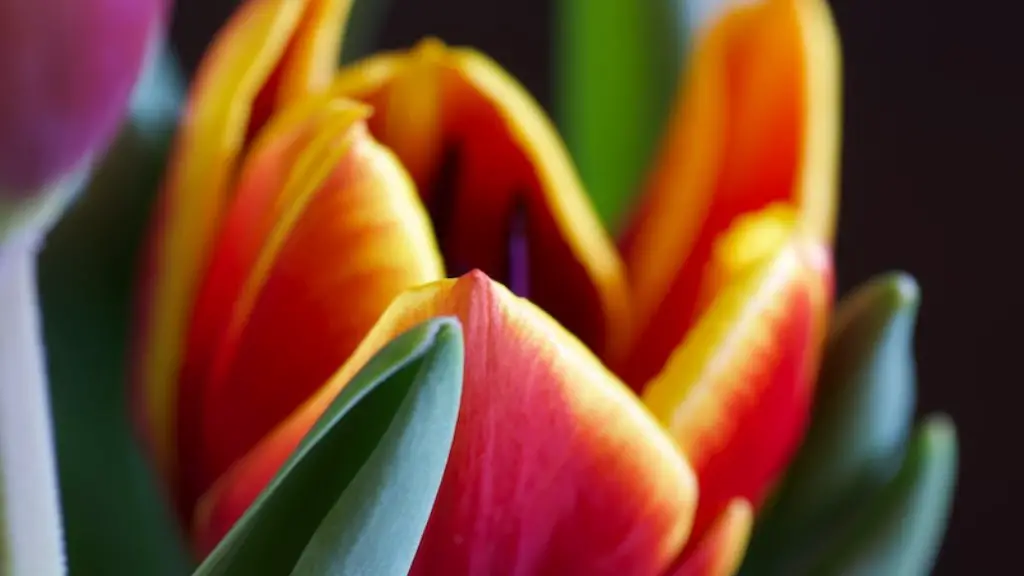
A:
[0,0,167,195]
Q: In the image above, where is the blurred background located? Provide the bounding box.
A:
[169,0,1016,573]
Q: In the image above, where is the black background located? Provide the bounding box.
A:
[171,0,1019,573]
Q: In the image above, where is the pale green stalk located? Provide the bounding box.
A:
[0,164,83,576]
[0,231,65,576]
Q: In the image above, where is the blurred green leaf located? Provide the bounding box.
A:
[812,415,958,576]
[196,318,464,576]
[554,0,688,231]
[742,272,920,574]
[37,44,192,575]
[340,0,396,64]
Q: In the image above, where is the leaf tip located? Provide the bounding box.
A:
[859,271,920,319]
[919,412,958,456]
[884,271,921,310]
[429,315,463,344]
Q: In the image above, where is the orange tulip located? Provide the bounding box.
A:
[133,0,840,573]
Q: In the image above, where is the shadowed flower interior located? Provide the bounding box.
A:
[330,39,633,363]
[131,0,841,571]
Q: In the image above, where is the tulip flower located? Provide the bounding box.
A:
[0,0,165,199]
[133,0,840,573]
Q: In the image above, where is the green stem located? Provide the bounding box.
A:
[0,234,65,575]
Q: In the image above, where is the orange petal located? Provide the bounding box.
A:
[619,0,841,388]
[133,0,308,479]
[195,271,697,575]
[641,212,833,544]
[176,96,443,510]
[670,499,753,576]
[274,0,352,105]
[330,40,631,364]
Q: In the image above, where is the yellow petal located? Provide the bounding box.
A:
[275,0,354,105]
[793,0,842,242]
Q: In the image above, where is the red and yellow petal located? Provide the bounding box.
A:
[133,0,309,478]
[176,96,443,510]
[134,0,362,480]
[641,208,833,543]
[247,0,355,142]
[670,499,753,576]
[274,0,353,106]
[619,0,841,388]
[195,271,697,575]
[330,41,632,364]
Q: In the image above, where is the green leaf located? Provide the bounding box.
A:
[812,415,959,576]
[741,272,921,574]
[340,0,396,64]
[553,0,688,231]
[37,45,192,575]
[195,318,464,576]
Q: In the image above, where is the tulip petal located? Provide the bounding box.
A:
[196,271,696,575]
[331,41,632,363]
[178,97,443,508]
[275,0,353,106]
[134,0,308,477]
[620,0,841,387]
[670,499,752,576]
[641,208,833,543]
[135,0,368,480]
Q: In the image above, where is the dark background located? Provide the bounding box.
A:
[171,0,1018,573]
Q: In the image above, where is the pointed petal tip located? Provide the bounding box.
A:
[407,271,697,575]
[411,36,448,58]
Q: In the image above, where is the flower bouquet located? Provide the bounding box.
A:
[0,0,957,574]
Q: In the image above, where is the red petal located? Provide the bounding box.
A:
[133,0,309,481]
[641,229,833,543]
[195,272,697,575]
[177,99,442,510]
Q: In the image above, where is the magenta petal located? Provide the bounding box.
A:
[0,0,166,194]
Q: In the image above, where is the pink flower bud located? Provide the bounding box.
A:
[0,0,166,195]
